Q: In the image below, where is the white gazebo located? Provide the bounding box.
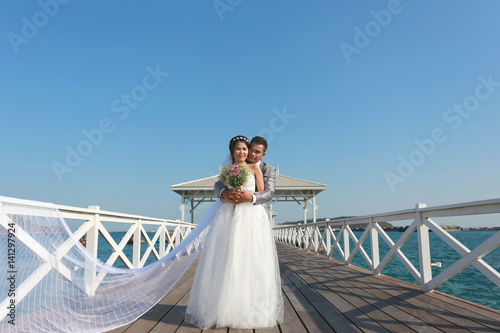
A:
[171,172,326,224]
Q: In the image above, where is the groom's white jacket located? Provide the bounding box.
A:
[214,161,276,206]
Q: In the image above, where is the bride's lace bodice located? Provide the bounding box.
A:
[241,173,255,192]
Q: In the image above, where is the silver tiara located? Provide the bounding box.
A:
[231,136,249,143]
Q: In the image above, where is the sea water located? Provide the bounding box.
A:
[95,230,500,311]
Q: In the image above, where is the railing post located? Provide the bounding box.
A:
[370,217,379,274]
[303,225,308,250]
[326,224,332,257]
[302,224,309,251]
[416,203,432,291]
[175,226,181,247]
[85,205,100,296]
[159,223,166,257]
[307,226,311,251]
[313,225,319,252]
[133,219,141,268]
[343,222,350,263]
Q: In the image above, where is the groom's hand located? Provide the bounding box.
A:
[221,189,237,204]
[234,191,253,204]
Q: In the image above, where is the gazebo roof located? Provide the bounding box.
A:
[275,175,327,191]
[171,176,220,192]
[171,174,326,196]
[171,172,327,223]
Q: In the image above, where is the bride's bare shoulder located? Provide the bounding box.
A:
[247,163,262,175]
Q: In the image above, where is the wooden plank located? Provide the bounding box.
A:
[368,274,500,332]
[118,271,196,332]
[372,271,500,331]
[201,327,228,333]
[286,266,388,332]
[277,242,500,332]
[278,286,307,333]
[175,322,203,333]
[283,251,445,333]
[280,255,388,333]
[292,263,415,333]
[104,263,197,333]
[255,325,280,333]
[149,287,192,333]
[280,245,472,332]
[279,262,362,332]
[313,266,438,332]
[109,242,500,333]
[313,255,499,332]
[280,270,332,332]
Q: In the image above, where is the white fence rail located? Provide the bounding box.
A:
[56,204,195,270]
[0,202,194,320]
[273,198,500,292]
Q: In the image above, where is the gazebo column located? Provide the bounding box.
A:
[312,194,318,251]
[179,195,186,222]
[303,200,308,224]
[180,203,185,222]
[190,199,195,223]
[312,194,317,223]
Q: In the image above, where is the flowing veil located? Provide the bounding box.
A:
[0,159,229,332]
[220,152,233,168]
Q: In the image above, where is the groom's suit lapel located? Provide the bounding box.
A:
[260,161,266,173]
[260,161,269,180]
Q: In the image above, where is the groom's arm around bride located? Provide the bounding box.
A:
[214,136,276,209]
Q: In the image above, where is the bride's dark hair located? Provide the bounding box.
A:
[229,135,249,162]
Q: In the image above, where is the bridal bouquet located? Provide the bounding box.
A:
[219,163,249,190]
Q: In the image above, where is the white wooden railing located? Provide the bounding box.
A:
[273,198,500,292]
[57,204,195,270]
[0,201,194,321]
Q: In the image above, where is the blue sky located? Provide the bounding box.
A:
[1,1,499,228]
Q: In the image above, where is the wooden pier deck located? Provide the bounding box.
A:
[107,242,500,333]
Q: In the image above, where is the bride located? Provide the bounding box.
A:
[184,135,284,329]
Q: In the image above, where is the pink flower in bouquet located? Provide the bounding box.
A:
[220,163,249,190]
[229,165,241,176]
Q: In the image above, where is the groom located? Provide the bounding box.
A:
[214,136,276,218]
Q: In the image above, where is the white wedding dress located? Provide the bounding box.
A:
[185,174,284,329]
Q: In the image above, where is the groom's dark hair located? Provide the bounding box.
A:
[250,136,268,152]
